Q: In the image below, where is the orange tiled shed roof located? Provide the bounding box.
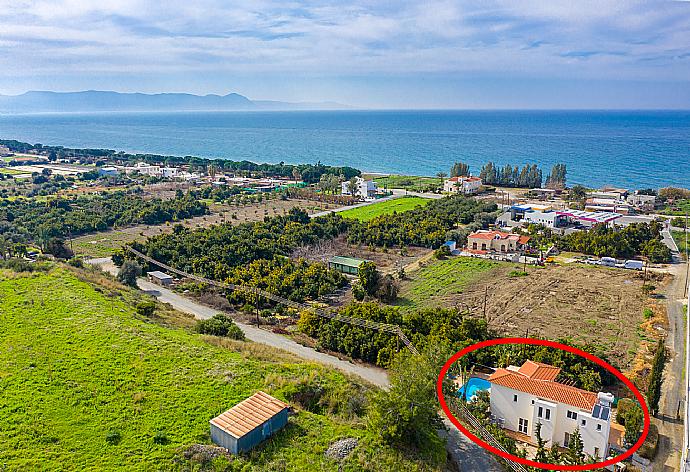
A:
[489,361,598,411]
[517,360,561,381]
[210,391,289,439]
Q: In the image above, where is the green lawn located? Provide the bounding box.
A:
[338,197,430,221]
[396,256,503,311]
[0,266,441,471]
[370,175,443,193]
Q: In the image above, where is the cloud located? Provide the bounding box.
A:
[0,0,688,92]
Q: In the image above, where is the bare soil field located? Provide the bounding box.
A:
[402,258,668,370]
[73,198,332,258]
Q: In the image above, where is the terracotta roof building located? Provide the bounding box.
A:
[210,391,290,454]
[466,230,530,254]
[486,360,614,460]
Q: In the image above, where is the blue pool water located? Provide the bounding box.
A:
[457,377,491,400]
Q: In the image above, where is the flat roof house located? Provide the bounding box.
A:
[488,360,615,460]
[328,256,368,275]
[210,391,289,454]
[147,270,173,286]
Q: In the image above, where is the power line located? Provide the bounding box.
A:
[126,247,419,355]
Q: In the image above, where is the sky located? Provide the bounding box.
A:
[1,0,690,108]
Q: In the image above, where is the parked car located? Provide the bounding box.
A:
[600,257,617,267]
[623,260,644,270]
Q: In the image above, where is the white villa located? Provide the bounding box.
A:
[443,176,482,194]
[488,360,614,460]
[341,177,378,199]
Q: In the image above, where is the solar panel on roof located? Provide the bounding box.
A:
[601,407,610,420]
[592,404,601,418]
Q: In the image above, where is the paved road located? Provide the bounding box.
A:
[656,257,688,472]
[86,256,501,470]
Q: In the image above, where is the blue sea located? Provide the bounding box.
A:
[1,110,688,189]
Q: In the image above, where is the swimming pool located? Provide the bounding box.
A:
[457,377,491,401]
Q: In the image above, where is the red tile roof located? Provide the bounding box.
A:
[489,362,598,411]
[517,360,561,381]
[210,391,289,439]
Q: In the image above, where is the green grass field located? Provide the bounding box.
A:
[370,175,442,193]
[73,230,142,258]
[338,197,430,221]
[0,266,441,471]
[396,256,502,311]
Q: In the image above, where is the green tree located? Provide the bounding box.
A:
[646,339,666,416]
[567,428,585,465]
[117,260,142,287]
[450,162,470,177]
[534,422,549,464]
[623,403,643,445]
[367,344,448,461]
[358,261,380,296]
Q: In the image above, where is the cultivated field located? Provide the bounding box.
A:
[368,175,442,192]
[0,266,440,471]
[73,198,332,258]
[398,257,665,369]
[337,196,430,221]
[396,256,502,311]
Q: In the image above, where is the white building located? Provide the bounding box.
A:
[444,176,482,194]
[128,162,163,177]
[488,360,614,460]
[341,177,377,199]
[98,166,119,177]
[626,192,656,211]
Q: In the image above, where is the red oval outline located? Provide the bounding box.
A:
[436,338,651,471]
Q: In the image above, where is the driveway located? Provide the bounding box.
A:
[85,257,501,470]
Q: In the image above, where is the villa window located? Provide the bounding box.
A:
[564,432,571,448]
[513,394,518,402]
[518,418,529,434]
[472,242,478,250]
[594,447,600,458]
[545,409,551,420]
[538,406,543,418]
[501,244,506,252]
[581,419,587,427]
[567,410,578,420]
[597,424,602,432]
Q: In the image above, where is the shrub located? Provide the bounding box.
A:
[135,301,156,317]
[117,261,142,287]
[153,431,168,445]
[434,245,451,260]
[352,282,365,301]
[196,314,246,340]
[638,423,659,460]
[643,308,654,320]
[105,430,121,445]
[376,274,399,303]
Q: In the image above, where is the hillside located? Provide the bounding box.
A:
[0,265,442,471]
[0,90,350,113]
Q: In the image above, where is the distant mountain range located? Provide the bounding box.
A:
[0,90,352,113]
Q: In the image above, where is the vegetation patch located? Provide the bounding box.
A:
[396,256,502,311]
[338,197,430,222]
[0,267,443,471]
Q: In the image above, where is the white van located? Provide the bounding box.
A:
[600,257,617,267]
[624,260,644,270]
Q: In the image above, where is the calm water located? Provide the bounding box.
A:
[1,110,688,189]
